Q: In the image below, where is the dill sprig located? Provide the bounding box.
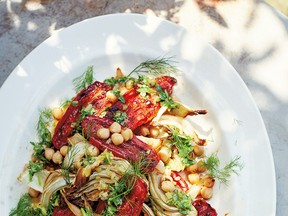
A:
[73,66,94,92]
[103,172,137,215]
[128,57,178,77]
[204,153,243,185]
[37,108,53,146]
[61,145,80,184]
[9,193,44,216]
[131,152,153,176]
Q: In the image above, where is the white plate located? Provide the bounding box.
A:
[0,14,276,215]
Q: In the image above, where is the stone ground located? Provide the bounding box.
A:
[0,0,288,215]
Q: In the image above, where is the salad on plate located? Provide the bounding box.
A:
[10,57,242,216]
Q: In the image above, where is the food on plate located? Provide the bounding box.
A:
[10,57,242,216]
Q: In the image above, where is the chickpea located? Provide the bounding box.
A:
[158,147,171,163]
[52,151,63,164]
[161,181,175,192]
[193,145,204,156]
[121,128,133,141]
[109,122,122,133]
[122,104,128,111]
[116,67,124,78]
[31,155,37,162]
[125,80,134,90]
[149,127,160,138]
[60,145,69,157]
[96,128,110,139]
[186,163,198,173]
[188,173,200,185]
[197,161,207,173]
[52,107,64,120]
[203,175,215,188]
[200,187,213,199]
[88,145,100,156]
[111,133,124,145]
[45,148,55,161]
[140,126,150,137]
[28,187,40,198]
[106,91,118,103]
[119,87,128,95]
[74,159,82,169]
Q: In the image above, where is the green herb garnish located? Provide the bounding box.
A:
[28,161,44,181]
[104,76,133,87]
[74,104,95,134]
[156,84,178,110]
[102,173,137,215]
[81,145,97,167]
[46,191,60,216]
[112,111,127,126]
[167,190,193,215]
[111,90,126,103]
[81,207,93,216]
[169,128,194,166]
[9,193,44,216]
[37,108,53,146]
[30,142,47,163]
[128,57,178,77]
[204,153,243,185]
[61,145,80,185]
[73,66,94,92]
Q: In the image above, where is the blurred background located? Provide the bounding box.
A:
[266,0,288,15]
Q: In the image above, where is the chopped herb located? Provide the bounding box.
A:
[71,101,78,106]
[74,104,95,133]
[113,111,127,126]
[138,75,155,86]
[9,193,44,216]
[156,84,178,110]
[37,108,53,146]
[81,207,93,216]
[169,128,194,166]
[137,85,156,97]
[104,76,132,87]
[103,151,112,164]
[60,98,72,108]
[73,66,94,92]
[28,161,44,182]
[104,77,117,87]
[204,153,243,185]
[46,191,60,216]
[111,90,126,103]
[30,142,47,163]
[167,190,193,215]
[82,145,97,167]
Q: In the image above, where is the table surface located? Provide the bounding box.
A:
[1,0,287,215]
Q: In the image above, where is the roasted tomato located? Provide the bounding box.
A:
[105,75,177,130]
[193,199,217,216]
[52,81,112,149]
